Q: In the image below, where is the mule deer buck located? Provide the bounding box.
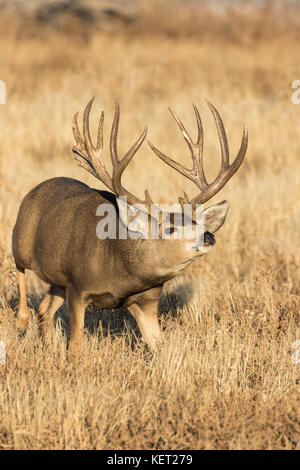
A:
[12,98,247,353]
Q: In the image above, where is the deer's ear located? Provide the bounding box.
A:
[204,200,229,233]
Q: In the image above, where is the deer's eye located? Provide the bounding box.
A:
[164,227,177,235]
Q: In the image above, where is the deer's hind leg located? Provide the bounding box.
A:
[16,265,30,330]
[38,286,66,343]
[128,301,161,351]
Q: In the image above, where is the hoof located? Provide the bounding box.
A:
[16,327,26,338]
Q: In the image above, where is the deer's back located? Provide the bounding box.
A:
[12,177,117,287]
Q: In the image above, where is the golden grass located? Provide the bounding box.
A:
[0,1,299,449]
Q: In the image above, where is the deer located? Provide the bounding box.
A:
[12,98,248,354]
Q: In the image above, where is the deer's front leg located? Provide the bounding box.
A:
[128,299,161,351]
[66,286,86,355]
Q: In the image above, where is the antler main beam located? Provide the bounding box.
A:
[148,101,248,208]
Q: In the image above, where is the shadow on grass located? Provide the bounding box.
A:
[9,281,194,348]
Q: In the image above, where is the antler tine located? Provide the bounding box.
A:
[72,110,97,176]
[192,103,204,147]
[72,98,114,192]
[190,108,248,205]
[205,100,229,167]
[110,102,120,169]
[148,105,207,191]
[148,140,193,182]
[83,97,95,155]
[110,103,153,205]
[168,107,194,154]
[191,104,207,189]
[96,110,104,152]
[178,191,190,212]
[110,103,148,173]
[72,112,85,151]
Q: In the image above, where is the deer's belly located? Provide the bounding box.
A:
[87,293,118,309]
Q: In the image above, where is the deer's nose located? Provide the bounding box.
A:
[204,231,216,246]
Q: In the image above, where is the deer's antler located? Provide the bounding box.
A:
[148,101,248,210]
[72,97,153,207]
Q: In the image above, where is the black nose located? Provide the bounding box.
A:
[204,231,216,245]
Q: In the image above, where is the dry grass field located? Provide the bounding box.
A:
[0,0,299,450]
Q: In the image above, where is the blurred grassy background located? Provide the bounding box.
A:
[0,0,299,450]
